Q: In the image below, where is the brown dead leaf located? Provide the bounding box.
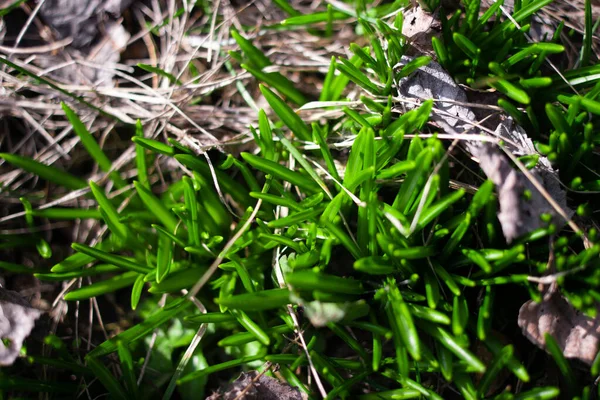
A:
[402,7,435,39]
[397,57,572,242]
[401,6,440,53]
[518,289,600,365]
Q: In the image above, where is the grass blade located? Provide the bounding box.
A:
[0,153,86,190]
[259,84,311,141]
[64,272,139,301]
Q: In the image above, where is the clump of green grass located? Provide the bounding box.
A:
[1,0,600,399]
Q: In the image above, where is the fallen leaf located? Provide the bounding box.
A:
[0,287,42,366]
[397,55,476,127]
[518,289,600,365]
[478,119,571,241]
[397,57,571,242]
[402,6,435,38]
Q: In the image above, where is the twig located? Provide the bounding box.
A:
[0,38,73,55]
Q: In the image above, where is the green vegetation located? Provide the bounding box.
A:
[1,0,599,398]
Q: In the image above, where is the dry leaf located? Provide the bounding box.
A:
[0,287,42,366]
[518,289,600,365]
[205,371,304,400]
[397,57,571,242]
[402,6,440,52]
[478,119,570,241]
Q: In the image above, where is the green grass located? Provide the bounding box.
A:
[1,0,600,399]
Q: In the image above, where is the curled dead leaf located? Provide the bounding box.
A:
[518,289,600,365]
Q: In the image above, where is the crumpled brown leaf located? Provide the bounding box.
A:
[401,6,440,52]
[205,371,304,400]
[0,287,42,366]
[518,288,600,365]
[397,56,572,242]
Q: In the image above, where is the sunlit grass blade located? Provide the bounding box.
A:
[266,207,323,228]
[281,10,349,26]
[416,189,465,231]
[130,274,144,311]
[490,80,530,104]
[241,152,321,193]
[148,267,206,294]
[387,279,421,361]
[231,309,270,346]
[64,272,139,301]
[286,270,363,294]
[393,147,434,213]
[184,312,237,324]
[131,136,175,157]
[62,102,127,188]
[483,0,554,45]
[175,154,252,207]
[35,264,119,281]
[215,289,290,311]
[477,285,494,340]
[51,242,115,273]
[337,57,381,94]
[242,63,307,105]
[155,232,173,283]
[408,303,451,325]
[277,132,330,194]
[453,33,479,59]
[71,243,152,274]
[134,181,179,233]
[258,109,275,160]
[28,207,101,220]
[259,84,311,141]
[230,29,271,69]
[417,320,486,373]
[513,387,560,400]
